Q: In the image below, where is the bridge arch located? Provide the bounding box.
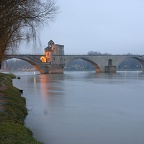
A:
[4,57,44,73]
[131,56,144,71]
[64,57,103,73]
[116,56,144,70]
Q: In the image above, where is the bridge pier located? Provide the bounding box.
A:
[40,64,64,74]
[105,66,116,73]
[141,62,144,72]
[96,67,103,73]
[104,59,116,73]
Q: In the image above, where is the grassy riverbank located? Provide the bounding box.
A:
[0,73,43,144]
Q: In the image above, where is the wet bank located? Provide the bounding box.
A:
[0,73,43,144]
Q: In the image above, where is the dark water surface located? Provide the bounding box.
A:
[13,71,144,144]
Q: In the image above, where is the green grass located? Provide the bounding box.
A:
[0,73,43,144]
[0,123,43,144]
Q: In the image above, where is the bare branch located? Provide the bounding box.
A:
[0,0,59,67]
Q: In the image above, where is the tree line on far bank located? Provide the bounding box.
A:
[87,51,134,55]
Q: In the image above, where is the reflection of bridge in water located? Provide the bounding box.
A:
[5,54,144,74]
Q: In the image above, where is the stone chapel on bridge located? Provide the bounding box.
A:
[40,40,64,63]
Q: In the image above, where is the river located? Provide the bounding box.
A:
[12,71,144,144]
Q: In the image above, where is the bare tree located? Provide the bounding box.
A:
[87,51,102,55]
[87,51,111,55]
[0,0,59,68]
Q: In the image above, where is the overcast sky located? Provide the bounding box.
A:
[20,0,144,54]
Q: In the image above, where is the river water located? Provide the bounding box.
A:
[12,71,144,144]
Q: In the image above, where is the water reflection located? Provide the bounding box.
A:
[38,74,65,108]
[39,74,64,95]
[33,76,37,91]
[39,75,50,99]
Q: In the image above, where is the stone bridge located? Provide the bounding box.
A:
[5,54,144,74]
[62,55,144,72]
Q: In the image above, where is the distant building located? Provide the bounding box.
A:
[40,40,64,63]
